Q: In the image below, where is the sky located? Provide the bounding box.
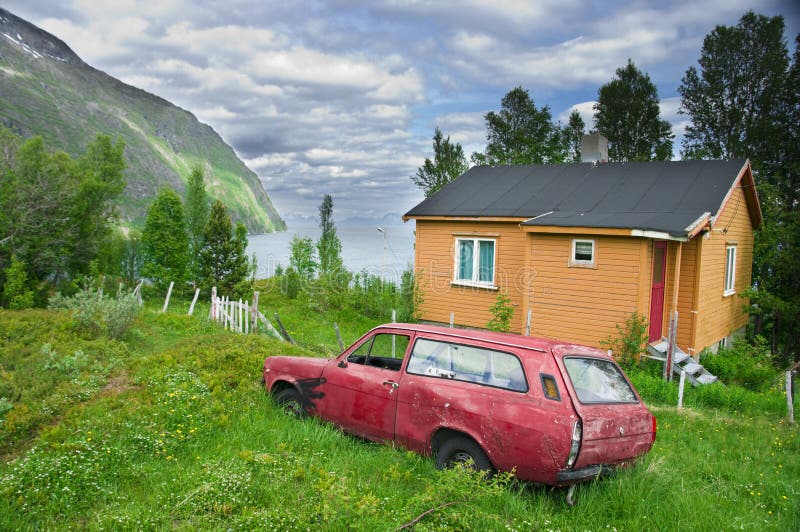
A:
[5,0,799,224]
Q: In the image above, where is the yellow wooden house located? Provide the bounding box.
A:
[403,157,761,356]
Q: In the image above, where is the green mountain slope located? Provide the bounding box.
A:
[0,8,285,233]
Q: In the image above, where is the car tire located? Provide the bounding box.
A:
[435,436,494,474]
[274,387,306,418]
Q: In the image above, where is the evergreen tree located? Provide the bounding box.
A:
[472,86,566,166]
[564,110,586,163]
[198,200,249,293]
[317,194,343,275]
[411,127,468,197]
[184,165,209,280]
[141,188,190,291]
[594,60,673,161]
[679,11,799,363]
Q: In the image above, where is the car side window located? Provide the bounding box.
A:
[347,333,410,371]
[407,338,528,392]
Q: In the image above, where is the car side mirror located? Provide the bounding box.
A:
[338,360,347,368]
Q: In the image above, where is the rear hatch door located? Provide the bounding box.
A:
[555,351,654,468]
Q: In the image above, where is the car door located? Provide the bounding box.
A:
[318,330,411,441]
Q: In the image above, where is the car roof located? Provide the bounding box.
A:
[374,322,608,358]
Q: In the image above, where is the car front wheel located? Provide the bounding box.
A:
[273,387,306,418]
[435,436,493,474]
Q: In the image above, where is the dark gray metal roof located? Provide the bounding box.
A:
[405,159,747,237]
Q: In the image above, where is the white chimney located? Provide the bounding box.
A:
[580,133,609,163]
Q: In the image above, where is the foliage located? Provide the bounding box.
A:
[0,127,126,301]
[185,165,210,280]
[0,304,798,530]
[289,235,317,279]
[700,337,777,392]
[472,86,566,166]
[398,267,422,322]
[197,200,249,295]
[486,292,514,332]
[141,188,190,291]
[679,11,799,365]
[317,194,343,276]
[120,230,144,284]
[411,127,469,197]
[594,60,673,161]
[563,110,586,162]
[600,311,650,369]
[48,285,140,340]
[2,255,34,310]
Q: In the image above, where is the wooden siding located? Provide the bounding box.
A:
[526,234,647,346]
[662,239,700,352]
[693,186,755,351]
[415,220,528,331]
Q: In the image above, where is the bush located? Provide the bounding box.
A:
[700,336,777,392]
[600,311,649,369]
[2,256,34,310]
[49,285,140,340]
[486,293,514,332]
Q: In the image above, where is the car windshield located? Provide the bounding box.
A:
[563,357,637,404]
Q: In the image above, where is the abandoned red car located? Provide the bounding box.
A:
[262,323,655,489]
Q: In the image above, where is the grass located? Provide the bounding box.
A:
[0,293,798,530]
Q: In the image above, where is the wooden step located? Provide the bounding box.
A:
[680,362,702,375]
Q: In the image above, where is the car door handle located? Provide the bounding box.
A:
[382,380,399,393]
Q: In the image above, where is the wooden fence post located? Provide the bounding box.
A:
[449,312,454,328]
[188,288,200,315]
[238,299,244,333]
[334,322,344,351]
[525,309,532,336]
[244,300,249,334]
[162,281,174,313]
[274,313,295,344]
[678,371,686,409]
[133,279,144,307]
[788,371,795,424]
[210,287,217,320]
[251,291,259,333]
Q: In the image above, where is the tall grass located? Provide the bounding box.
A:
[0,295,798,530]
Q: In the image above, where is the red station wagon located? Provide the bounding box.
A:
[262,323,655,499]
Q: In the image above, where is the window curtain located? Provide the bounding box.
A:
[458,240,473,280]
[478,241,494,282]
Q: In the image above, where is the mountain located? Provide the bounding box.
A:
[0,8,285,234]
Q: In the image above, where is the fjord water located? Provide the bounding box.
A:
[247,223,416,283]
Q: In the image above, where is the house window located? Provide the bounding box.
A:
[724,245,736,295]
[570,239,595,267]
[454,238,495,287]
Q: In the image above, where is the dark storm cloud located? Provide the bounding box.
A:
[2,0,798,220]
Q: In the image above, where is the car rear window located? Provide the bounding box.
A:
[407,338,528,392]
[563,357,638,404]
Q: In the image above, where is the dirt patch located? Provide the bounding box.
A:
[101,370,138,396]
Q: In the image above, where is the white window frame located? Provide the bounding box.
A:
[724,245,736,295]
[570,239,595,267]
[453,237,496,288]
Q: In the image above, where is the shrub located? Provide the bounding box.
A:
[49,285,140,340]
[3,256,34,310]
[486,293,514,332]
[700,336,777,392]
[600,311,649,369]
[0,396,13,417]
[41,343,88,376]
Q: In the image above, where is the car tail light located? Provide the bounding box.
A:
[566,419,582,468]
[650,413,657,445]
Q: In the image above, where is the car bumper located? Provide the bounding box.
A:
[555,464,617,485]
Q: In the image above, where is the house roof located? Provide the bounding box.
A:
[404,159,758,238]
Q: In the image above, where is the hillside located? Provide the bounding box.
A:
[0,8,285,233]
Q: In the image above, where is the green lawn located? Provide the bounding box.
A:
[0,294,797,530]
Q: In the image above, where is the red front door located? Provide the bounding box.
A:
[649,241,667,342]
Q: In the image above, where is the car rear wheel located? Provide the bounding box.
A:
[274,387,305,418]
[435,436,493,474]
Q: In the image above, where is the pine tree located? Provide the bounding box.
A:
[412,127,468,197]
[184,165,209,280]
[198,200,249,293]
[317,194,343,275]
[141,188,190,291]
